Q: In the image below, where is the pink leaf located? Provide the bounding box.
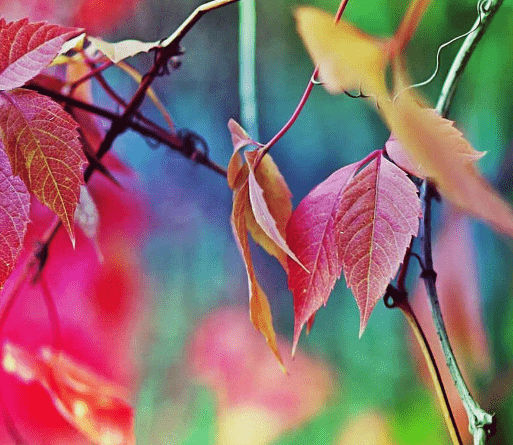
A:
[188,307,335,439]
[0,141,30,288]
[0,18,82,91]
[2,342,135,445]
[385,134,427,178]
[287,161,361,353]
[0,89,86,244]
[245,151,307,272]
[338,153,421,335]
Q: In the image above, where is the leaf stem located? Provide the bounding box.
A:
[419,1,503,443]
[68,60,113,92]
[255,0,350,167]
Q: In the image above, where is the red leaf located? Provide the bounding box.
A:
[287,161,361,353]
[0,18,82,91]
[338,153,421,335]
[0,89,86,244]
[0,141,30,288]
[2,342,135,445]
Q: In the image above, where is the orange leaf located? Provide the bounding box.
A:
[295,0,432,97]
[2,342,135,445]
[231,184,284,369]
[388,0,433,58]
[227,118,258,189]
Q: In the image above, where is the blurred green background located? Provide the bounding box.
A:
[96,0,513,443]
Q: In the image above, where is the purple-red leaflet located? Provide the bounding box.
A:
[338,153,421,335]
[287,160,361,354]
[0,18,82,91]
[0,89,86,244]
[0,140,30,288]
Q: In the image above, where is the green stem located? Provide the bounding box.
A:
[436,0,504,116]
[421,184,493,444]
[239,0,259,140]
[422,1,503,443]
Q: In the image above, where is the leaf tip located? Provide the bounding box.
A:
[291,321,305,358]
[68,227,76,249]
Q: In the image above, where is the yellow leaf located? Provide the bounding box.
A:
[383,77,513,236]
[295,7,387,98]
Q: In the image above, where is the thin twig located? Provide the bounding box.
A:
[92,0,240,167]
[421,182,494,444]
[160,0,240,48]
[68,60,113,92]
[24,84,227,177]
[393,240,462,443]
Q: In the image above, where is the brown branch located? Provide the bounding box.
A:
[25,84,227,177]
